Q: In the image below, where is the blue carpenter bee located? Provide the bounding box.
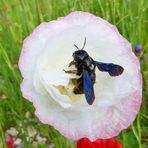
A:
[64,38,124,105]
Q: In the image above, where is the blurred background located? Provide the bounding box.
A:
[0,0,148,147]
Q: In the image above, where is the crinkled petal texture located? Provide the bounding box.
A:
[19,11,142,141]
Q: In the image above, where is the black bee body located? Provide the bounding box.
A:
[65,38,124,105]
[68,51,95,98]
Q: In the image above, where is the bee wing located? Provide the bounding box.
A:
[95,61,124,76]
[83,69,95,105]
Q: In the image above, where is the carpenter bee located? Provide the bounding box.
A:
[64,38,124,105]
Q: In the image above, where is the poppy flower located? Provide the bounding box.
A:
[77,137,122,148]
[19,11,142,141]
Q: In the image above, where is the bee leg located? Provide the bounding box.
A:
[71,78,78,85]
[63,69,77,74]
[69,61,76,67]
[73,78,83,94]
[73,84,83,94]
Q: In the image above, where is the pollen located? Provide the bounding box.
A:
[54,79,83,103]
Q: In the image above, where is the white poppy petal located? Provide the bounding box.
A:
[19,11,142,141]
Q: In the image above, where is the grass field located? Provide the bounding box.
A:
[0,0,148,147]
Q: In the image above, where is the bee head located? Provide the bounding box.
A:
[73,37,88,62]
[73,50,89,62]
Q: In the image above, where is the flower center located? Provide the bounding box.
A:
[54,64,83,103]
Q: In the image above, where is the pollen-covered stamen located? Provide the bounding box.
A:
[53,62,83,103]
[54,78,83,103]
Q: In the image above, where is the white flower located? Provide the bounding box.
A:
[27,126,37,138]
[14,138,22,146]
[36,134,47,144]
[19,11,142,141]
[6,127,18,137]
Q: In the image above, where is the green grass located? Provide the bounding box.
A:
[0,0,148,147]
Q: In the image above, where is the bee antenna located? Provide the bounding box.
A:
[74,44,80,50]
[81,37,86,50]
[74,37,86,50]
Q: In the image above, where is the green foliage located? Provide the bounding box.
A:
[0,0,148,147]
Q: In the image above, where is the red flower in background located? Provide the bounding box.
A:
[5,135,15,148]
[77,138,122,148]
[3,5,9,12]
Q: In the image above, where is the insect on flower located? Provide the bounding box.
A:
[64,38,124,105]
